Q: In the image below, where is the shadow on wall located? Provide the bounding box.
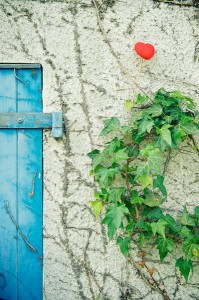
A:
[153,0,199,7]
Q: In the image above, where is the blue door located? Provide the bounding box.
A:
[0,65,43,300]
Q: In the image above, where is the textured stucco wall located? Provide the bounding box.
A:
[0,0,199,299]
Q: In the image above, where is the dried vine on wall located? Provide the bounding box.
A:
[153,0,199,7]
[89,1,199,299]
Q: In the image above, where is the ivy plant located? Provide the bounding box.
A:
[88,88,199,282]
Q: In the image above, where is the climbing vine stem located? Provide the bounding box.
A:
[92,0,151,98]
[88,88,199,285]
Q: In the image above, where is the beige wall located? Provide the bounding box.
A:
[0,0,198,299]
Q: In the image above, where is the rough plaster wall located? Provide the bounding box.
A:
[0,0,199,299]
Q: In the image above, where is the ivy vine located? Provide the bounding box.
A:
[88,88,199,284]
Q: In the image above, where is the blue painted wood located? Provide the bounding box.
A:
[0,113,52,128]
[0,64,41,69]
[17,68,43,300]
[51,112,63,138]
[0,67,43,300]
[0,112,63,138]
[0,69,17,300]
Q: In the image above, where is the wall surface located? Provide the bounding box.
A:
[0,0,199,299]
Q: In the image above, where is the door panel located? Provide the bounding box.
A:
[0,66,43,300]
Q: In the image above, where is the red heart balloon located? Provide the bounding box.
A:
[134,42,155,60]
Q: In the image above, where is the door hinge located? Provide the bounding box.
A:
[0,112,63,138]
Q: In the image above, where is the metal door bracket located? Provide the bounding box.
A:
[0,112,63,138]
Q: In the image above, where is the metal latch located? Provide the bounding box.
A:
[0,112,63,138]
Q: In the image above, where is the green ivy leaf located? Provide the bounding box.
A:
[87,149,100,160]
[164,115,173,124]
[177,115,198,135]
[156,136,169,152]
[137,220,151,231]
[121,126,131,135]
[140,144,158,157]
[127,174,137,185]
[98,188,108,201]
[153,175,167,196]
[138,117,154,135]
[136,94,149,104]
[114,148,129,163]
[170,90,184,100]
[146,104,163,117]
[91,200,103,218]
[157,124,172,146]
[192,247,199,258]
[117,237,131,256]
[87,149,104,169]
[164,214,179,233]
[128,145,139,158]
[144,191,164,207]
[107,224,117,240]
[94,164,119,186]
[135,151,163,178]
[108,187,125,204]
[154,88,177,107]
[183,240,199,260]
[183,96,196,110]
[180,207,195,227]
[151,219,168,238]
[138,233,146,248]
[176,257,193,282]
[102,204,129,239]
[172,126,186,147]
[125,100,134,111]
[104,138,122,155]
[131,190,144,204]
[156,236,174,261]
[126,219,135,232]
[100,117,121,136]
[165,106,182,121]
[143,207,164,220]
[133,134,146,144]
[138,174,153,189]
[194,206,199,219]
[131,111,143,125]
[180,226,195,239]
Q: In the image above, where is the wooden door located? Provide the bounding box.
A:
[0,65,43,300]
